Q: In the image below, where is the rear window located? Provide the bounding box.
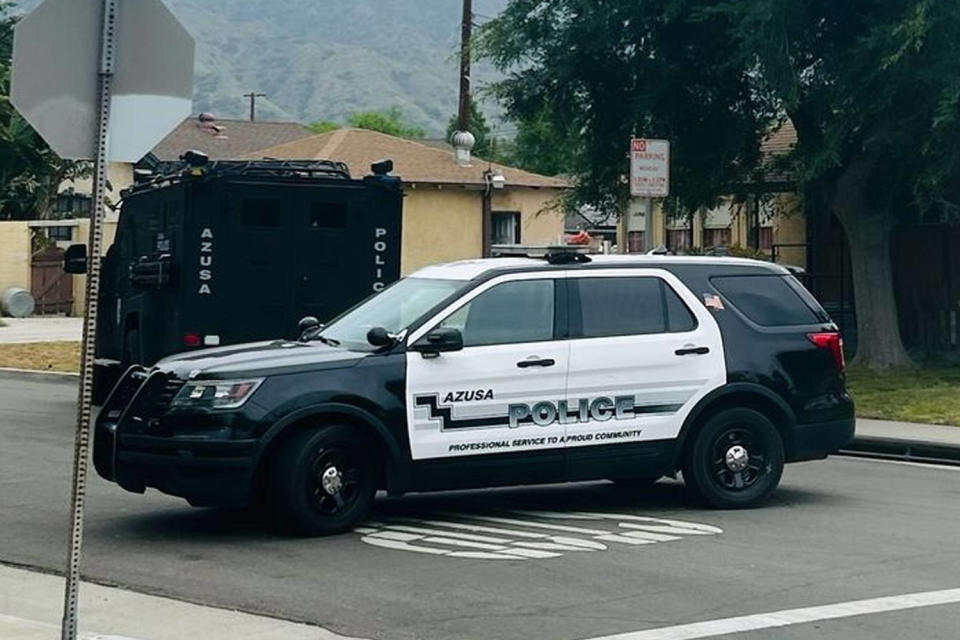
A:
[711,275,819,326]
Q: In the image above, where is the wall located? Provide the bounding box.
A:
[0,222,31,295]
[769,194,806,267]
[71,217,118,315]
[400,185,565,275]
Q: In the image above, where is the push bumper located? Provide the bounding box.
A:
[789,417,855,461]
[114,435,257,507]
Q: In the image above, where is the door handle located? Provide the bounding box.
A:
[675,346,710,356]
[517,358,556,368]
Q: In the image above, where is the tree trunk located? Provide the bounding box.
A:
[834,208,913,368]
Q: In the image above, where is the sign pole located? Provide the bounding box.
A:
[61,1,117,638]
[644,196,654,252]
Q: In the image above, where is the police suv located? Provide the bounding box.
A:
[94,249,854,535]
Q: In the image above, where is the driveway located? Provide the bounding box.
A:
[0,316,82,343]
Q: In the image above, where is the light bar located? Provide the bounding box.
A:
[491,244,593,258]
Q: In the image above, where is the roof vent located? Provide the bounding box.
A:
[197,113,227,138]
[450,130,475,166]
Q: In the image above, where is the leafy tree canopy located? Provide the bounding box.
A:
[480,0,960,367]
[347,107,425,139]
[306,120,340,134]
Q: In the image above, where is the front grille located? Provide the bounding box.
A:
[157,375,185,412]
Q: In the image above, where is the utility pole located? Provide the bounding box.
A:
[457,0,472,131]
[243,92,266,121]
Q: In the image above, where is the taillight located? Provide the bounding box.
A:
[807,332,845,372]
[182,332,202,347]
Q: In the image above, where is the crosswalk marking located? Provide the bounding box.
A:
[354,510,722,561]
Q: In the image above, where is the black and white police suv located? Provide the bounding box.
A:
[94,248,854,535]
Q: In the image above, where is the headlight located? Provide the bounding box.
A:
[171,378,264,410]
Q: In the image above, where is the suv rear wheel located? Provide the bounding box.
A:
[683,408,784,508]
[271,425,377,535]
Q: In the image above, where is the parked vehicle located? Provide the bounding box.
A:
[93,247,854,535]
[65,157,403,403]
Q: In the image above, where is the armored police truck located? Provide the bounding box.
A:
[66,158,403,402]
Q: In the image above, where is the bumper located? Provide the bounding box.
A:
[114,435,257,507]
[789,417,856,462]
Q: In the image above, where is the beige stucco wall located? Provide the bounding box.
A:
[400,185,565,275]
[0,222,31,295]
[71,218,118,315]
[770,193,806,266]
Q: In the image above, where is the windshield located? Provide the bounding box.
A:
[318,277,463,351]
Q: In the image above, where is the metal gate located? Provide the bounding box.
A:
[31,246,74,315]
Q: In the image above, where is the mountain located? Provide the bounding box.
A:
[16,0,509,135]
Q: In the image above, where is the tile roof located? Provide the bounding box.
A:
[149,116,314,162]
[247,128,569,188]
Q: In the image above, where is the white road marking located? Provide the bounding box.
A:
[355,511,722,560]
[584,587,960,640]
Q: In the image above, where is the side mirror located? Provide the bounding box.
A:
[63,244,88,274]
[297,316,322,341]
[366,326,397,348]
[410,327,463,357]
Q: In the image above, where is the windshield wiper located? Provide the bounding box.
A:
[315,334,340,347]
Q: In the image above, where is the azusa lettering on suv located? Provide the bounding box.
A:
[94,251,854,535]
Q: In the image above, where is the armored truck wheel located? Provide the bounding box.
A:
[683,408,784,509]
[271,425,377,536]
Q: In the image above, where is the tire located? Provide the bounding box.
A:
[683,408,784,509]
[270,425,378,536]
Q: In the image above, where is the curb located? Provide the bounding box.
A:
[843,435,960,466]
[0,367,79,384]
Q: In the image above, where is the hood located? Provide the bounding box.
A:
[156,340,367,379]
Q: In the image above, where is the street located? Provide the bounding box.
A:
[2,376,959,640]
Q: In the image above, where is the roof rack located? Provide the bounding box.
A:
[125,158,352,196]
[491,244,593,264]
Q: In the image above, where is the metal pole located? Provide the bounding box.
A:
[457,0,472,131]
[482,170,492,257]
[61,1,116,638]
[644,196,653,252]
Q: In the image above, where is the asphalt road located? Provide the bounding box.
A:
[2,376,960,640]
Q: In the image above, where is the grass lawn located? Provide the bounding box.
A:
[0,341,80,373]
[846,365,960,426]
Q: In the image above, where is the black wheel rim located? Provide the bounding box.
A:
[307,447,364,516]
[710,426,769,492]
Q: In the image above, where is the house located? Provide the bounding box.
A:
[616,121,806,264]
[248,128,568,274]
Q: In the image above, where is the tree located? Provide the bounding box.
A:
[0,1,89,220]
[306,120,340,134]
[445,97,492,157]
[347,107,425,139]
[481,0,960,367]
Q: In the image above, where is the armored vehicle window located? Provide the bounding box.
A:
[310,202,348,229]
[441,279,554,347]
[241,199,281,227]
[711,275,819,326]
[574,276,695,337]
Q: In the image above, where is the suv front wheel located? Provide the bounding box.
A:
[683,408,784,508]
[271,425,377,535]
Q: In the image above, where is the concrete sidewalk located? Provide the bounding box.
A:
[0,564,362,640]
[0,317,82,344]
[848,418,960,463]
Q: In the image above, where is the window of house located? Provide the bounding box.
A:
[703,227,731,248]
[440,279,554,347]
[666,228,690,252]
[759,226,774,250]
[46,226,73,242]
[627,230,645,253]
[574,277,697,338]
[491,211,521,245]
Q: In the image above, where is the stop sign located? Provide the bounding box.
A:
[10,0,195,162]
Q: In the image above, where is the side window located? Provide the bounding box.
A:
[440,279,555,347]
[575,277,697,338]
[711,275,819,326]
